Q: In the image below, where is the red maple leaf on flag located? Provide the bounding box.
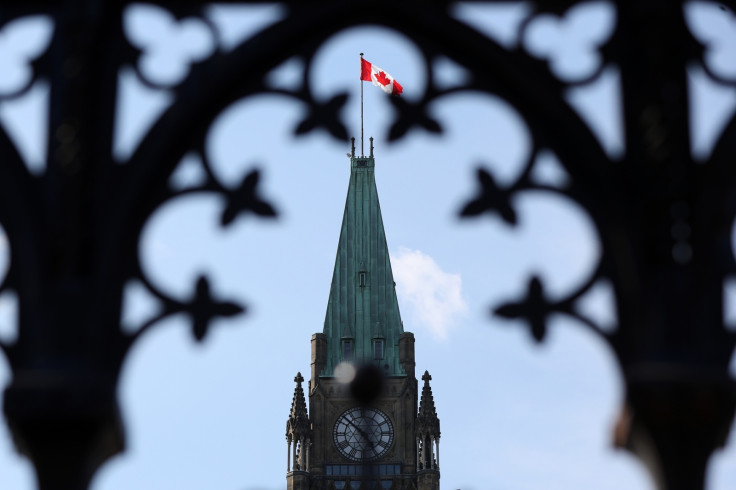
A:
[375,71,391,86]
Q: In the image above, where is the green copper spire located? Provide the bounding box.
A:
[322,140,405,377]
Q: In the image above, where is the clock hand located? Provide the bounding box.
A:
[356,425,381,456]
[346,419,372,443]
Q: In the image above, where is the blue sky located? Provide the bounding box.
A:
[1,2,736,489]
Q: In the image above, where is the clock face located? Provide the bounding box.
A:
[333,407,394,462]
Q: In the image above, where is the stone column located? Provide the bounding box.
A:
[292,439,297,471]
[428,437,433,469]
[287,438,291,472]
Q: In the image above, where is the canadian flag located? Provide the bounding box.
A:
[360,58,403,96]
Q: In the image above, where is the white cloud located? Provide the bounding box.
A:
[391,247,467,340]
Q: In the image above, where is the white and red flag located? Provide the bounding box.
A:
[360,58,403,96]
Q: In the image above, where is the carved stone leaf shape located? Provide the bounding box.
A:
[221,170,277,226]
[124,4,215,86]
[387,96,442,142]
[294,93,349,141]
[189,276,244,342]
[494,276,550,342]
[459,168,517,225]
[523,2,616,82]
[0,16,54,96]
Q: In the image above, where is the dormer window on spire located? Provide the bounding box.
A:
[359,271,366,287]
[341,338,353,361]
[373,339,384,360]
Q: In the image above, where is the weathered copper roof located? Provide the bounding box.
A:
[321,154,405,377]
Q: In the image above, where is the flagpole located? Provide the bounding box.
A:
[360,52,364,157]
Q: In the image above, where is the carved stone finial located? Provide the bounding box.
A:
[287,372,310,440]
[417,370,440,437]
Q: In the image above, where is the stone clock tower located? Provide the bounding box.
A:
[286,140,441,490]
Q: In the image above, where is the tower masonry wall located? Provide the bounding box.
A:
[399,332,416,379]
[308,374,418,478]
[311,333,327,390]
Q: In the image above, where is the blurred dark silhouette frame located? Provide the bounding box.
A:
[0,1,735,489]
